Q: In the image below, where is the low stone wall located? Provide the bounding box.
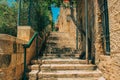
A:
[0,26,36,80]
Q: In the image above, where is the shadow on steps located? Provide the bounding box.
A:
[79,51,95,64]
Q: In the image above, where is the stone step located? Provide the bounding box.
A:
[47,40,75,42]
[48,33,69,36]
[31,59,91,64]
[37,77,103,80]
[47,37,75,40]
[74,53,81,58]
[38,70,102,79]
[50,32,69,35]
[46,44,75,47]
[43,53,79,56]
[28,70,39,80]
[47,38,75,41]
[48,35,70,38]
[42,54,74,58]
[44,51,73,54]
[28,64,40,71]
[46,43,76,46]
[31,59,42,65]
[41,64,97,72]
[40,56,77,60]
[42,59,91,64]
[49,34,70,37]
[46,40,76,44]
[45,47,74,51]
[45,47,76,50]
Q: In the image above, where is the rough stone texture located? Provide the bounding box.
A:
[97,0,120,80]
[57,7,76,44]
[43,32,77,59]
[28,70,39,80]
[0,26,37,80]
[94,0,105,64]
[76,0,99,58]
[38,70,102,79]
[41,59,91,64]
[108,0,120,53]
[28,32,104,80]
[17,26,36,64]
[98,54,120,80]
[76,0,120,80]
[17,26,34,42]
[41,64,96,72]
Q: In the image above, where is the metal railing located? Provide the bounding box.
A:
[22,32,38,80]
[22,31,48,80]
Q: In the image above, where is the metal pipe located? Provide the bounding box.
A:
[85,0,89,64]
[75,1,78,50]
[17,0,21,26]
[23,47,27,80]
[70,0,78,49]
[76,28,78,49]
[36,35,39,58]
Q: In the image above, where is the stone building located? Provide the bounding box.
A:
[0,0,120,80]
[75,0,120,80]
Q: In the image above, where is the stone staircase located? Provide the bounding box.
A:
[42,32,78,59]
[27,32,104,80]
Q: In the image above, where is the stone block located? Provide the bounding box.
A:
[29,70,39,79]
[17,26,34,41]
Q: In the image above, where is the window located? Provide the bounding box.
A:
[99,0,110,55]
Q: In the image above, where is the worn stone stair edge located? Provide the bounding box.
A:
[38,70,102,78]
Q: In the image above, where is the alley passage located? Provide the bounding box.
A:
[28,32,103,80]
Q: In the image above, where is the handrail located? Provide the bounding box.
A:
[23,32,38,48]
[22,32,38,80]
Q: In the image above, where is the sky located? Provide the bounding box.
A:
[51,7,60,23]
[7,0,15,6]
[7,0,60,23]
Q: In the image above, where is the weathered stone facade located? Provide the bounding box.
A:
[76,0,120,80]
[98,0,120,80]
[57,7,76,44]
[0,0,119,79]
[76,0,100,59]
[0,26,36,80]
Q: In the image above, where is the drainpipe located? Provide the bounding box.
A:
[70,0,78,49]
[85,0,89,64]
[76,28,78,49]
[17,0,22,26]
[76,4,78,50]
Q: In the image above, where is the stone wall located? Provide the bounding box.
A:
[17,26,36,64]
[108,0,120,53]
[76,0,97,57]
[0,26,37,80]
[98,0,120,80]
[57,7,76,43]
[98,54,120,80]
[76,0,120,79]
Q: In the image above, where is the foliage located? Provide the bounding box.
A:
[0,0,63,36]
[0,0,18,36]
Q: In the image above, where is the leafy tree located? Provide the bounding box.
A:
[0,0,18,36]
[0,0,63,36]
